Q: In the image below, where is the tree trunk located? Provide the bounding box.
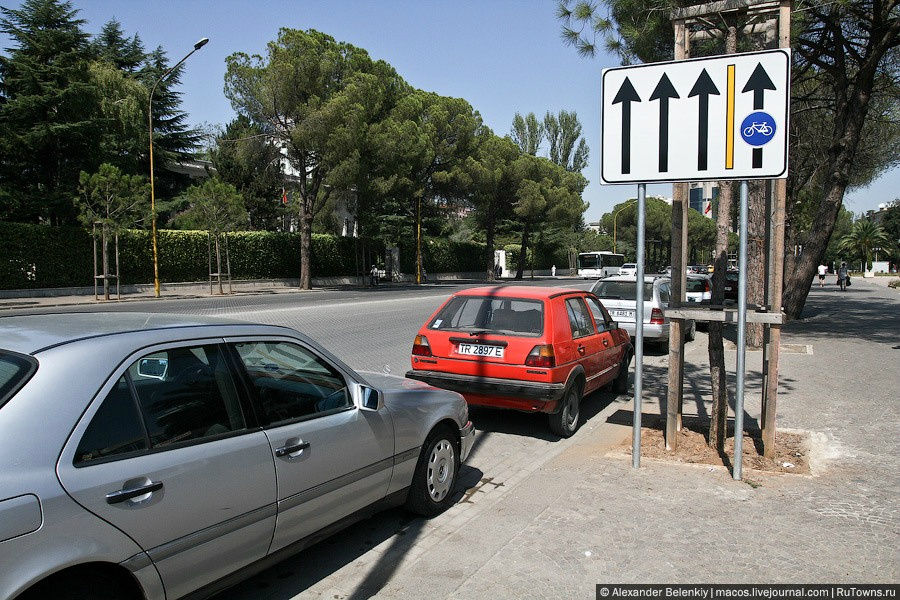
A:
[215,234,223,295]
[746,180,767,348]
[102,225,110,301]
[299,211,312,290]
[515,222,531,280]
[485,221,496,281]
[708,181,733,452]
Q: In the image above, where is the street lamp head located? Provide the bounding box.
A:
[194,38,209,50]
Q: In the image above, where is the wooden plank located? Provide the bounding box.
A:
[672,0,778,19]
[664,307,785,324]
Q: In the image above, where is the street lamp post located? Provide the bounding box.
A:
[613,199,636,254]
[149,37,209,297]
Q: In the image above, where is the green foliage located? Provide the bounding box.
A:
[0,222,93,288]
[75,163,150,233]
[399,239,484,274]
[503,243,535,272]
[543,110,589,173]
[838,220,890,271]
[510,113,543,155]
[174,177,248,235]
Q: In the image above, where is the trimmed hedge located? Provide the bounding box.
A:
[399,239,485,274]
[0,221,385,289]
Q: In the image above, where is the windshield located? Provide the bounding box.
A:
[591,281,653,301]
[0,351,37,409]
[429,296,544,336]
[578,254,600,269]
[687,279,709,293]
[622,263,636,269]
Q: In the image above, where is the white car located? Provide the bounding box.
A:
[618,263,637,276]
[590,275,696,345]
[686,274,712,304]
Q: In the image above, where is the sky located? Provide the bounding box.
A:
[1,0,896,221]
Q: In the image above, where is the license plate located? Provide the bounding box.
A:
[611,309,635,319]
[457,343,504,358]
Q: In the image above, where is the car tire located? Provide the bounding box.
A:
[549,379,582,438]
[611,351,631,394]
[405,426,460,517]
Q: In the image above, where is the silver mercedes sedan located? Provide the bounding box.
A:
[0,313,474,600]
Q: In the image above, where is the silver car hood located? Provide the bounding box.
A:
[358,371,468,428]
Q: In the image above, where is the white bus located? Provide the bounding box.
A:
[577,251,626,279]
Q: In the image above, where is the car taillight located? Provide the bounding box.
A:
[525,344,555,368]
[704,280,711,292]
[650,308,665,324]
[412,334,432,356]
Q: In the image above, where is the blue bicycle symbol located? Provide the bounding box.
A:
[740,111,776,147]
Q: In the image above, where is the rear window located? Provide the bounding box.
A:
[429,295,544,336]
[591,281,653,301]
[687,279,709,292]
[0,351,38,408]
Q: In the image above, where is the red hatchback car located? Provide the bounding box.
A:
[406,286,632,437]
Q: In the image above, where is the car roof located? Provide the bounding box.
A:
[455,286,584,300]
[596,275,667,283]
[0,312,274,355]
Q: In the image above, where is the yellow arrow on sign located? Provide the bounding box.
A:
[726,64,735,170]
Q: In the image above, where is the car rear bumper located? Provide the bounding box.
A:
[405,369,567,403]
[459,421,475,462]
[618,322,669,340]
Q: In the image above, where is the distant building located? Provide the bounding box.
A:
[688,182,717,219]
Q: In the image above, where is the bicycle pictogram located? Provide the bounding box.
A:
[743,121,773,137]
[740,111,777,147]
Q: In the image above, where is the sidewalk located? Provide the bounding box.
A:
[223,277,898,599]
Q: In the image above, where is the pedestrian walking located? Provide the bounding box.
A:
[838,262,849,291]
[370,264,379,287]
[551,264,557,277]
[817,263,827,287]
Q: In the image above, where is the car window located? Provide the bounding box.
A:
[687,278,708,293]
[658,283,670,303]
[0,350,37,409]
[585,297,612,333]
[565,298,595,339]
[75,375,148,465]
[591,280,653,301]
[130,344,246,448]
[234,341,351,426]
[429,296,544,336]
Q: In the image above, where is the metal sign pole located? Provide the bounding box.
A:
[632,183,647,468]
[734,179,749,480]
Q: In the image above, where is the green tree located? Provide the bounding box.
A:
[510,112,543,155]
[210,115,285,231]
[75,163,149,298]
[543,110,589,173]
[467,133,522,279]
[371,90,483,280]
[838,220,890,273]
[225,29,395,289]
[175,177,248,293]
[0,0,99,224]
[93,18,144,73]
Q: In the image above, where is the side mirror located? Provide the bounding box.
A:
[138,357,168,380]
[356,383,382,411]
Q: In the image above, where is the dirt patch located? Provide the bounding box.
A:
[622,414,810,475]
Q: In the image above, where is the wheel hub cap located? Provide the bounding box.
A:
[427,439,455,502]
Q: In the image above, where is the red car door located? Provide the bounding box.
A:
[585,296,622,386]
[562,296,603,394]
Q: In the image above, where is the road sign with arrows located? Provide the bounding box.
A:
[601,49,790,184]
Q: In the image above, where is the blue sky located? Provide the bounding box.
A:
[2,0,896,220]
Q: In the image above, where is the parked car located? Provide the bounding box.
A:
[723,270,739,302]
[0,313,473,600]
[686,274,712,304]
[618,263,637,276]
[590,275,696,345]
[406,287,632,438]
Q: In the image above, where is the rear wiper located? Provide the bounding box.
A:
[469,330,492,336]
[599,295,621,299]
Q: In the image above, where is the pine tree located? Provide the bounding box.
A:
[94,19,145,73]
[0,0,100,224]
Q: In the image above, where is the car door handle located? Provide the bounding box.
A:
[602,338,609,347]
[275,441,310,457]
[577,345,585,355]
[105,481,163,505]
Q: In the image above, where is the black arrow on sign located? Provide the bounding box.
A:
[742,63,776,168]
[612,77,641,174]
[649,73,679,173]
[742,62,776,110]
[688,68,720,171]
